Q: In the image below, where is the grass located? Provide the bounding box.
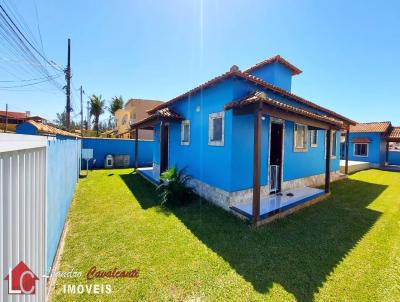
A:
[52,169,400,301]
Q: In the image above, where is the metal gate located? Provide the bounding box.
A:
[1,134,47,302]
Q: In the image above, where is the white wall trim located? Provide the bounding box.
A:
[0,133,47,153]
[353,142,369,157]
[208,111,224,146]
[180,120,190,146]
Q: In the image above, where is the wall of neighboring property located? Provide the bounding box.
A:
[82,137,153,168]
[47,137,81,273]
[347,132,385,165]
[247,61,293,91]
[388,150,400,165]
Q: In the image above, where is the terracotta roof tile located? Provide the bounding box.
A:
[243,55,302,75]
[131,108,183,129]
[0,110,27,119]
[225,91,343,127]
[386,127,400,141]
[26,120,79,137]
[147,67,355,125]
[352,138,371,143]
[349,122,391,133]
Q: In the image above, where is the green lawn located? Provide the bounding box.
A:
[52,169,400,301]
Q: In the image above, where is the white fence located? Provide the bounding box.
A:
[1,134,47,302]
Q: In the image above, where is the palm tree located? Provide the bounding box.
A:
[90,94,105,136]
[109,96,124,116]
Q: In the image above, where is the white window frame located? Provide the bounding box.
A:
[208,112,224,146]
[324,130,338,159]
[310,129,318,147]
[181,120,190,145]
[294,123,308,152]
[354,143,369,157]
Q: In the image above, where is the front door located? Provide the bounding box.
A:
[160,123,169,173]
[269,122,283,194]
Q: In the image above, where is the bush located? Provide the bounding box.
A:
[156,166,193,206]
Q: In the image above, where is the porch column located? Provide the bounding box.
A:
[252,102,262,223]
[345,128,349,174]
[134,127,139,169]
[325,129,332,193]
[385,141,389,166]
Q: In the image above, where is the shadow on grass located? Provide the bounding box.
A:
[121,172,385,302]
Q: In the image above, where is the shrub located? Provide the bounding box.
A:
[156,166,193,206]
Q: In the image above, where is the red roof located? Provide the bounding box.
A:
[352,138,371,143]
[0,110,27,119]
[147,68,355,125]
[386,127,400,142]
[26,120,79,138]
[350,122,391,133]
[225,91,343,127]
[243,55,302,75]
[131,108,184,129]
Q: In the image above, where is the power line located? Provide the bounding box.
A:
[0,75,62,88]
[0,16,64,90]
[0,73,62,82]
[0,4,62,72]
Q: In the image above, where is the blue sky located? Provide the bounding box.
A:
[1,0,399,124]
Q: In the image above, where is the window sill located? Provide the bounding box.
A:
[310,144,318,148]
[181,142,190,146]
[294,147,308,152]
[208,141,224,147]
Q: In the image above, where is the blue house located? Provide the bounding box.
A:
[132,55,355,223]
[340,121,400,167]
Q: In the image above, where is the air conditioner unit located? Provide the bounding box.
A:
[104,154,114,168]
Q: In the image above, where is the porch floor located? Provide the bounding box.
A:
[231,186,325,220]
[137,166,160,185]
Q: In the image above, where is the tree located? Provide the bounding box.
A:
[54,112,66,128]
[90,94,105,137]
[109,96,124,116]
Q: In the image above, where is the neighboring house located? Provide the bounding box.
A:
[115,99,163,139]
[132,55,355,223]
[16,120,80,138]
[0,110,30,132]
[340,121,400,166]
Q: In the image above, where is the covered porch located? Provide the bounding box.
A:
[231,186,325,223]
[225,91,354,224]
[130,107,184,177]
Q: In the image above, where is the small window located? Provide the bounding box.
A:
[331,131,337,157]
[310,129,318,147]
[294,124,308,151]
[181,120,190,145]
[354,143,368,157]
[209,112,224,146]
[325,130,338,158]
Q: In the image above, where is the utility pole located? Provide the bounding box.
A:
[80,85,83,136]
[65,38,72,130]
[4,103,8,132]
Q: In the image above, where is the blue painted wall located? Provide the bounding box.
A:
[152,75,340,193]
[388,150,400,165]
[248,62,293,91]
[347,132,385,165]
[16,122,39,135]
[167,79,234,192]
[47,137,81,273]
[283,122,340,181]
[82,138,153,168]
